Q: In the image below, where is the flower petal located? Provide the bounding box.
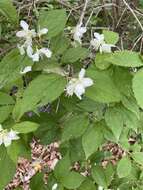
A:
[78,68,85,79]
[20,66,32,74]
[16,31,27,38]
[79,26,87,34]
[73,25,86,44]
[8,130,19,140]
[3,135,12,147]
[82,78,93,87]
[40,48,52,58]
[52,183,58,190]
[94,32,104,41]
[74,83,85,99]
[20,20,29,30]
[32,52,40,62]
[38,28,48,36]
[101,43,113,53]
[26,45,33,58]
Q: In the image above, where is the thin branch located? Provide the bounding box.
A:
[122,0,143,32]
[79,0,90,25]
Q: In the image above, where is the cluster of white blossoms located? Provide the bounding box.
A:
[0,124,19,147]
[66,68,93,99]
[90,32,114,53]
[16,20,52,63]
[73,24,114,53]
[16,21,95,99]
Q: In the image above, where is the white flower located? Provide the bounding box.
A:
[52,183,58,190]
[29,47,52,62]
[16,20,36,56]
[66,68,93,99]
[0,126,19,147]
[90,32,104,50]
[73,23,87,44]
[90,32,114,53]
[37,28,48,37]
[20,66,32,74]
[16,20,36,42]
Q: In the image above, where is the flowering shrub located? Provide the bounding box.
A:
[1,1,143,190]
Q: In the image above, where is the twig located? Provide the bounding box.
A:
[85,10,93,27]
[79,0,90,25]
[131,34,143,51]
[116,7,127,28]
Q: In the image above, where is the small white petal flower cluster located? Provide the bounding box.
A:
[90,32,114,53]
[72,24,115,53]
[73,23,87,44]
[16,20,52,63]
[66,68,93,100]
[0,124,19,147]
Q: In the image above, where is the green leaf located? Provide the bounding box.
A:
[95,53,111,70]
[0,49,33,88]
[140,0,143,6]
[0,146,16,190]
[113,67,133,96]
[103,30,119,44]
[30,173,45,190]
[78,179,96,190]
[39,9,67,38]
[0,92,15,105]
[121,107,139,132]
[132,69,143,109]
[86,66,121,103]
[69,138,85,162]
[0,105,13,123]
[82,126,103,158]
[108,51,143,67]
[77,97,105,114]
[7,140,30,163]
[0,0,18,23]
[117,157,132,178]
[62,114,89,142]
[113,67,132,97]
[54,154,71,180]
[12,121,39,133]
[105,106,124,141]
[132,152,143,165]
[122,96,139,119]
[61,171,84,189]
[51,34,70,55]
[62,47,89,64]
[91,164,114,188]
[13,74,66,121]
